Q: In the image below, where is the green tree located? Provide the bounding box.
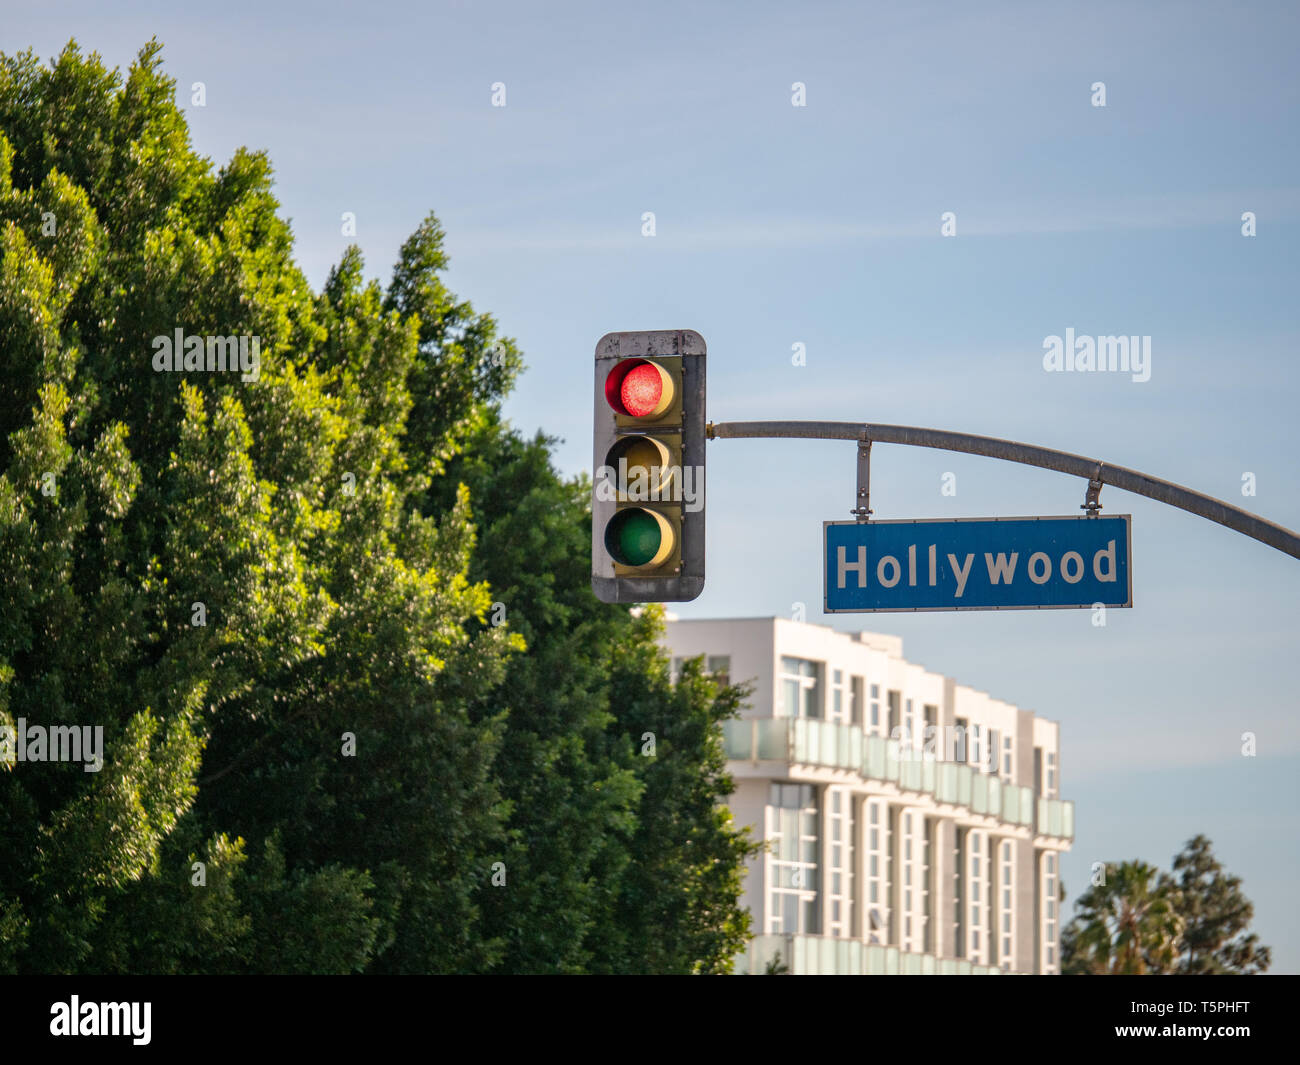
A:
[1060,861,1181,974]
[0,40,517,974]
[1062,842,1271,976]
[1166,835,1270,975]
[430,417,759,973]
[0,38,756,974]
[601,630,759,973]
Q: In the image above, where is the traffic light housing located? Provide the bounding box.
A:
[592,330,706,603]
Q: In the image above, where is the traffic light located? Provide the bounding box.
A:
[592,330,706,603]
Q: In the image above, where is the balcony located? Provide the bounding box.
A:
[735,934,1004,976]
[723,716,1073,839]
[1036,796,1074,839]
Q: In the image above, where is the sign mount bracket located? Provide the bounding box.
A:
[851,429,872,523]
[1082,463,1104,517]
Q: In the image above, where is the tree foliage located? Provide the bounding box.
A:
[1060,860,1180,975]
[429,417,760,972]
[1166,834,1270,975]
[0,39,754,974]
[1061,837,1270,975]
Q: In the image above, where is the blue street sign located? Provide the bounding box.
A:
[825,515,1132,612]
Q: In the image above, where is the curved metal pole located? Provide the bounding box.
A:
[706,420,1300,561]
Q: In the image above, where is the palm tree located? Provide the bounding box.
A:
[1061,861,1182,974]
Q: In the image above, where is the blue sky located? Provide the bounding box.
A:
[7,0,1299,970]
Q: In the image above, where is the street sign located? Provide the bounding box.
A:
[825,515,1132,612]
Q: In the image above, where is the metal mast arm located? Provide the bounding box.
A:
[706,420,1300,560]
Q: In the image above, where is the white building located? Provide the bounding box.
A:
[663,616,1073,976]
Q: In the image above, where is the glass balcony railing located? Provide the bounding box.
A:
[724,716,1071,838]
[1002,782,1027,825]
[735,934,1003,976]
[1035,796,1074,839]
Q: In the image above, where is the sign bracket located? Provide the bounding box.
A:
[851,429,872,523]
[1081,463,1104,517]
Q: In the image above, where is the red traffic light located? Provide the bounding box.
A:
[604,358,674,419]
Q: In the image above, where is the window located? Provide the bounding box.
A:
[1002,735,1013,780]
[895,812,926,953]
[869,684,881,731]
[953,828,966,957]
[999,841,1014,968]
[922,818,934,953]
[831,669,846,724]
[779,657,821,719]
[673,654,729,685]
[968,830,986,963]
[952,716,968,762]
[766,783,819,935]
[864,800,887,942]
[922,704,937,758]
[988,729,1000,775]
[826,787,853,938]
[1042,851,1059,972]
[851,675,865,727]
[1034,745,1056,797]
[887,806,901,945]
[706,655,730,686]
[887,690,901,739]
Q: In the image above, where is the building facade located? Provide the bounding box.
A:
[663,617,1073,976]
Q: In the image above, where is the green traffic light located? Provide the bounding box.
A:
[606,509,666,567]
